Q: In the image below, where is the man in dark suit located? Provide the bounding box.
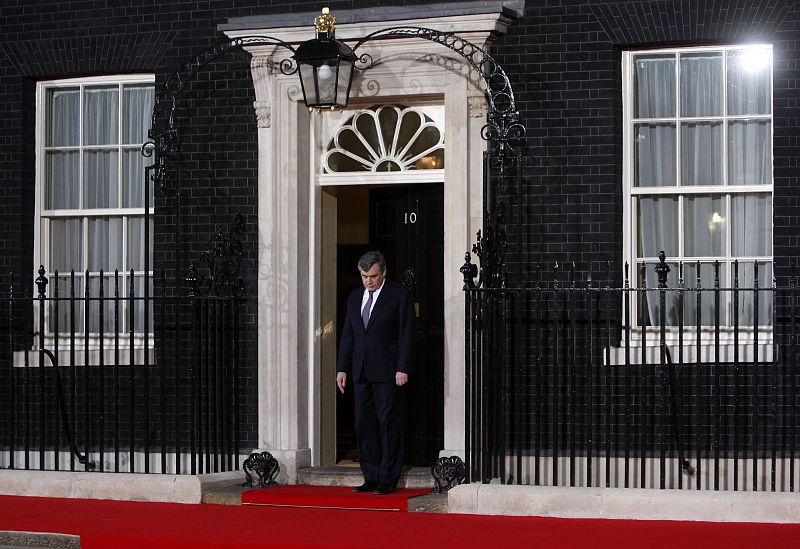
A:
[336,250,416,495]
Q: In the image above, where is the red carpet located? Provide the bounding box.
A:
[241,484,430,511]
[1,495,800,548]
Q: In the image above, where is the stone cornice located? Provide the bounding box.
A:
[221,11,516,59]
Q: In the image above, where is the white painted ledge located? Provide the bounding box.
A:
[0,469,242,504]
[448,483,800,523]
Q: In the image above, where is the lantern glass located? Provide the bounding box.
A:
[336,62,353,107]
[316,62,338,104]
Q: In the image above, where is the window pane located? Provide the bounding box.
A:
[680,53,722,117]
[684,195,726,257]
[86,275,115,333]
[635,123,676,187]
[355,112,381,153]
[634,55,675,118]
[127,217,154,271]
[735,262,772,327]
[683,262,728,326]
[45,151,79,209]
[45,88,79,147]
[405,126,442,165]
[83,86,119,145]
[728,121,771,186]
[637,197,678,258]
[732,194,772,256]
[636,262,679,326]
[83,150,119,208]
[396,111,422,154]
[88,218,122,272]
[130,276,154,332]
[681,122,722,186]
[48,275,84,334]
[122,149,154,207]
[414,148,444,170]
[330,128,374,168]
[727,48,771,116]
[122,84,154,145]
[49,218,83,272]
[378,107,399,152]
[326,151,369,172]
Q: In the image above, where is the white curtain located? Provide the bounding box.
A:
[49,275,84,334]
[728,121,771,186]
[728,49,771,116]
[132,276,154,332]
[634,57,676,189]
[122,85,154,208]
[680,54,722,116]
[636,124,676,187]
[83,88,120,210]
[733,194,772,257]
[637,197,678,325]
[84,150,119,208]
[123,85,154,145]
[683,263,727,326]
[634,57,674,118]
[681,123,722,186]
[87,275,115,332]
[49,219,83,272]
[637,197,678,259]
[83,87,118,145]
[45,151,79,209]
[47,88,79,147]
[737,262,773,326]
[123,150,146,208]
[684,195,725,257]
[88,218,122,272]
[126,218,153,271]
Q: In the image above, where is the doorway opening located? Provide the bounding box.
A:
[321,183,444,467]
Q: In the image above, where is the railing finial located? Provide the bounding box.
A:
[35,265,48,298]
[655,251,670,289]
[461,252,477,289]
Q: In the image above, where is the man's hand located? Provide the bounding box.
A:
[336,372,347,394]
[395,372,408,387]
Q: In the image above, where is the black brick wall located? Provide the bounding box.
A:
[1,0,799,457]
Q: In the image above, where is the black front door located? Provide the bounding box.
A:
[369,183,444,466]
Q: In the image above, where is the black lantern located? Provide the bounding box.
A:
[294,8,357,111]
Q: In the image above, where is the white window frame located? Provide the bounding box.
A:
[621,45,774,342]
[33,74,155,352]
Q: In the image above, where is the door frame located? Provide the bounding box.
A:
[225,11,512,480]
[320,179,446,466]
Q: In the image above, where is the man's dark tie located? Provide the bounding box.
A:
[362,291,374,329]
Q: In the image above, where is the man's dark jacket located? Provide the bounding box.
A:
[336,279,415,383]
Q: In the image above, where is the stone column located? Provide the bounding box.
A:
[249,52,311,483]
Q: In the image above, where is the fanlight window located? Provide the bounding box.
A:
[323,105,444,173]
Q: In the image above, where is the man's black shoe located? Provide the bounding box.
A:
[373,484,395,495]
[352,482,378,493]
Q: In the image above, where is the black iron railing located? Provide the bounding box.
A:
[1,267,242,474]
[464,253,800,491]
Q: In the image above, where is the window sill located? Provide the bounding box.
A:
[13,337,156,367]
[606,340,775,366]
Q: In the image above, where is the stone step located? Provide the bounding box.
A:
[297,465,434,489]
[201,466,445,511]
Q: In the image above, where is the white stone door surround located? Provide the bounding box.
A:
[223,8,515,482]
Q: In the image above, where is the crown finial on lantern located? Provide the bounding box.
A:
[315,7,336,34]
